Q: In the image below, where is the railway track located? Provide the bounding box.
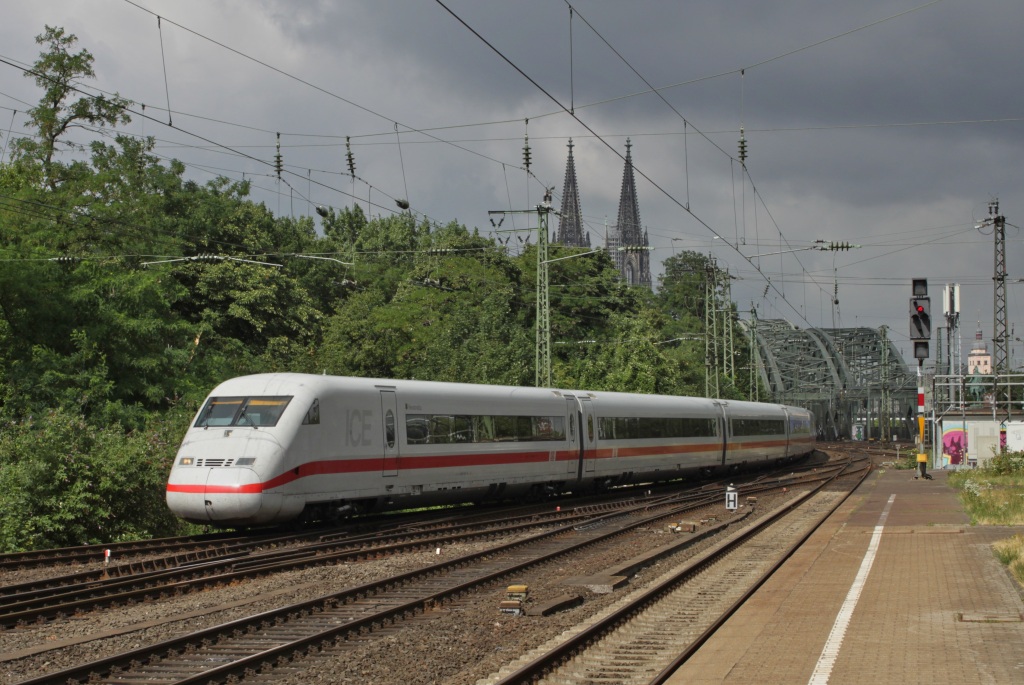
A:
[484,458,868,684]
[6,455,859,685]
[0,530,302,572]
[0,494,634,574]
[11,496,717,684]
[0,458,842,630]
[0,496,658,629]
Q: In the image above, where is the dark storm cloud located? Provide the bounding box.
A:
[4,0,1024,360]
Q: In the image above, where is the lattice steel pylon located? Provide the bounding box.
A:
[536,196,552,388]
[705,264,718,398]
[880,325,891,443]
[721,271,735,382]
[488,193,554,388]
[990,200,1008,374]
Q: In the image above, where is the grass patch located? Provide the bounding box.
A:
[947,451,1024,587]
[992,535,1024,589]
[948,450,1024,525]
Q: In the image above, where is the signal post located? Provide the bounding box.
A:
[910,278,932,479]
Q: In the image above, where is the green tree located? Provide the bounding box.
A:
[555,308,682,394]
[656,251,753,399]
[12,26,131,187]
[0,136,204,425]
[318,218,532,384]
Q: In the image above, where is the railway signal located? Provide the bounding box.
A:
[909,278,930,360]
[910,278,930,478]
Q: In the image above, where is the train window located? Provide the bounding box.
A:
[407,417,429,444]
[406,413,565,444]
[195,397,243,427]
[515,416,533,439]
[194,396,292,428]
[428,415,454,444]
[236,397,292,427]
[385,410,396,448]
[790,417,812,435]
[302,399,320,425]
[451,415,474,443]
[587,415,594,442]
[473,415,496,442]
[528,416,565,441]
[598,416,718,440]
[731,418,786,436]
[494,416,517,441]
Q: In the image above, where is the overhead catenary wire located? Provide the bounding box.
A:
[394,123,409,207]
[0,53,445,224]
[117,0,937,272]
[4,0,967,159]
[2,3,974,324]
[115,1,955,324]
[555,2,838,318]
[1,0,980,244]
[156,15,173,127]
[69,0,938,152]
[120,0,542,177]
[1,107,15,162]
[2,9,999,339]
[435,0,816,328]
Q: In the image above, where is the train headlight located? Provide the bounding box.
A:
[178,457,194,466]
[236,458,256,466]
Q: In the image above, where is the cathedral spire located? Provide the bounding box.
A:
[611,139,651,288]
[557,138,589,247]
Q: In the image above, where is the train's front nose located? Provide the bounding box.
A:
[166,465,264,523]
[166,431,284,526]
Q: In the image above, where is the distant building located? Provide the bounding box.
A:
[967,327,991,375]
[555,138,651,288]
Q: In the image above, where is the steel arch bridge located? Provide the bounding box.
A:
[740,319,917,441]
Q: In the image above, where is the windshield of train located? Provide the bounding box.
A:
[194,396,292,428]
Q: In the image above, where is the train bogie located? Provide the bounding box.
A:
[166,374,816,526]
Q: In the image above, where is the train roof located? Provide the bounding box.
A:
[205,374,811,415]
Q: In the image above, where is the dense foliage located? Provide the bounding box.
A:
[0,28,754,551]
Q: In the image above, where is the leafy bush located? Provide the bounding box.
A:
[888,457,918,470]
[0,409,187,552]
[985,450,1024,476]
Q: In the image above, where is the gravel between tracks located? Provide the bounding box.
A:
[2,488,808,685]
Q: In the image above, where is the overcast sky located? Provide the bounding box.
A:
[2,0,1023,367]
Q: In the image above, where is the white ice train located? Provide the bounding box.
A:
[166,373,816,526]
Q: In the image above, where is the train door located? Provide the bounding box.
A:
[579,397,597,474]
[714,401,729,466]
[565,397,582,478]
[782,407,793,456]
[380,390,399,476]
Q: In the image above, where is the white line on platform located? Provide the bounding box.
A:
[807,493,896,685]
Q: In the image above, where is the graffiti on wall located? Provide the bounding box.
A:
[942,422,966,467]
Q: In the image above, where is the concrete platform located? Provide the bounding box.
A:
[668,467,1024,684]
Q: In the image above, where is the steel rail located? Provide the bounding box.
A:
[490,458,866,684]
[648,461,869,684]
[13,492,732,685]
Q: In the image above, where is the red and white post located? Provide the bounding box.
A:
[916,364,929,479]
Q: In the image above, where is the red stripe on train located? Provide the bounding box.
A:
[168,439,809,495]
